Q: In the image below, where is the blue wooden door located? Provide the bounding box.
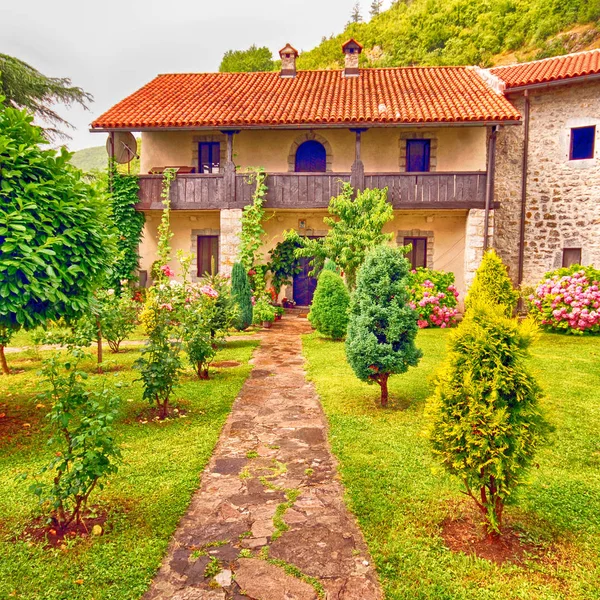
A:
[293,257,318,306]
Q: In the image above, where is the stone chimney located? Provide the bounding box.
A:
[342,39,363,77]
[279,43,299,78]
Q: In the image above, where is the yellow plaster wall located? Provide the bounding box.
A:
[138,208,467,298]
[140,127,488,174]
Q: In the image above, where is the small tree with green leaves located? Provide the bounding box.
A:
[426,303,549,538]
[297,183,393,290]
[346,245,422,406]
[0,101,115,374]
[219,45,275,73]
[465,250,518,316]
[26,348,121,530]
[308,270,350,340]
[231,262,253,330]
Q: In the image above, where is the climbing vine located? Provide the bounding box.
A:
[108,162,145,289]
[239,168,268,271]
[152,168,177,282]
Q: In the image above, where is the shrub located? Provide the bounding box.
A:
[528,265,600,334]
[308,270,350,340]
[426,303,549,537]
[408,268,459,328]
[253,298,276,325]
[97,285,139,353]
[231,262,253,330]
[27,348,121,530]
[465,250,518,316]
[345,245,422,406]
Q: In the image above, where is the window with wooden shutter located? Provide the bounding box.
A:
[404,237,428,269]
[562,248,582,268]
[197,235,219,276]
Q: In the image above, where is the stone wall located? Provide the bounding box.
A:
[464,208,494,291]
[494,81,600,287]
[219,209,243,276]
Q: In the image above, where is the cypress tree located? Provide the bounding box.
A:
[465,249,519,316]
[345,245,422,406]
[231,262,253,330]
[426,303,549,537]
[308,270,350,340]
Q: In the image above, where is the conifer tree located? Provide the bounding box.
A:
[346,245,422,406]
[465,249,518,316]
[349,2,363,24]
[231,262,253,330]
[308,270,350,340]
[426,303,549,537]
[370,0,383,17]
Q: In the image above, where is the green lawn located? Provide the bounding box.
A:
[0,339,258,600]
[303,329,600,600]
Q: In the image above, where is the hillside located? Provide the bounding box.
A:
[70,139,140,174]
[297,0,600,69]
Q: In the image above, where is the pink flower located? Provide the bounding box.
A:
[161,265,175,278]
[160,303,173,311]
[199,285,219,298]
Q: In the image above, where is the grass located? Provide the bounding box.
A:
[303,329,600,600]
[0,339,258,600]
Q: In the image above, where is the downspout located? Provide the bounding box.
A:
[517,91,530,287]
[483,125,498,250]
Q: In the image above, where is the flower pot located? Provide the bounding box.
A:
[262,321,273,329]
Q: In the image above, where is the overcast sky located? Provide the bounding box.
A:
[1,0,391,151]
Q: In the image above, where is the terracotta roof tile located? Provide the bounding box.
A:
[91,67,520,130]
[490,49,600,89]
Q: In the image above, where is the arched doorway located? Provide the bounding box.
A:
[294,140,327,172]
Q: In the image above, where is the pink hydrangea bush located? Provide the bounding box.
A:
[529,266,600,334]
[407,268,459,329]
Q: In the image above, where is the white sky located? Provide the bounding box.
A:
[1,0,391,151]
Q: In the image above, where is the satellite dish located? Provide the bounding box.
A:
[106,131,138,164]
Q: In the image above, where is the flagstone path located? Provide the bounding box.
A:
[144,316,382,600]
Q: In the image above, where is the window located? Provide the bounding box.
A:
[562,248,582,268]
[406,139,431,172]
[404,237,428,269]
[570,126,595,161]
[295,140,327,172]
[197,235,219,276]
[198,142,221,173]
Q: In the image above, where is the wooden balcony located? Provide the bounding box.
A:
[136,171,488,211]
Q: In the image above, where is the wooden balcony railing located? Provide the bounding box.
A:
[136,171,488,211]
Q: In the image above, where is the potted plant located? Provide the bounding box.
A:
[274,306,284,321]
[253,298,276,329]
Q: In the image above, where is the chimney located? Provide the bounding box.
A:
[342,39,363,77]
[279,43,299,78]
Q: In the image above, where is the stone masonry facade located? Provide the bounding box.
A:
[219,209,243,277]
[494,80,600,287]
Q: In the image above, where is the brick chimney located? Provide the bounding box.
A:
[342,39,363,77]
[279,43,299,78]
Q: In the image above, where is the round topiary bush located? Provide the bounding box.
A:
[465,250,518,316]
[345,245,422,406]
[528,265,600,334]
[308,270,350,340]
[231,262,253,330]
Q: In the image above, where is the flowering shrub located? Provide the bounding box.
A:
[528,265,600,334]
[407,268,459,329]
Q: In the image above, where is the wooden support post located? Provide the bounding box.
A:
[221,130,240,208]
[350,128,367,192]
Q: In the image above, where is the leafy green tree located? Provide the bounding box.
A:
[346,245,422,406]
[349,2,364,24]
[465,250,519,316]
[219,45,275,73]
[231,262,253,330]
[426,303,550,537]
[0,102,114,374]
[308,270,350,340]
[299,183,393,290]
[0,54,92,139]
[268,234,304,295]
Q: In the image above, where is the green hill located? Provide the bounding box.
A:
[70,145,107,172]
[297,0,600,69]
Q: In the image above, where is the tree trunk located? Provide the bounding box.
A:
[96,318,103,374]
[0,345,9,375]
[197,363,209,380]
[159,399,168,420]
[378,373,389,407]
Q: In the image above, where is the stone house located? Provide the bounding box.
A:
[491,49,600,289]
[90,42,599,304]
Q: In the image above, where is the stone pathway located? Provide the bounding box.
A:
[144,316,382,600]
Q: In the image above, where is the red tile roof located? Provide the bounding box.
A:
[91,67,520,130]
[490,49,600,89]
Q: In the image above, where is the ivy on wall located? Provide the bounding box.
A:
[109,163,145,287]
